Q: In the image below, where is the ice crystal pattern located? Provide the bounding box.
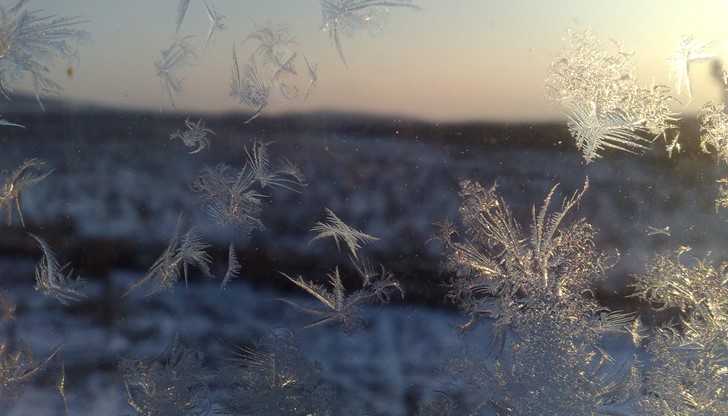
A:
[230,23,319,122]
[174,0,190,32]
[192,141,305,239]
[546,29,677,156]
[31,234,85,304]
[121,335,210,416]
[0,289,60,411]
[567,101,650,163]
[203,1,225,49]
[125,217,213,297]
[632,248,728,415]
[193,163,264,238]
[155,36,195,108]
[669,35,717,101]
[246,140,306,191]
[219,243,241,291]
[303,55,318,101]
[230,49,269,123]
[0,158,51,227]
[0,115,22,128]
[438,179,639,414]
[280,260,402,333]
[699,102,728,163]
[0,0,89,108]
[218,331,340,415]
[310,208,379,258]
[170,118,215,154]
[320,0,419,68]
[698,102,728,208]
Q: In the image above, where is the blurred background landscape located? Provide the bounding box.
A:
[2,0,728,413]
[2,93,727,414]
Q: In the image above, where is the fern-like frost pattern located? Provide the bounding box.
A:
[546,29,677,160]
[438,179,639,414]
[0,158,51,227]
[125,216,213,297]
[31,234,85,305]
[632,248,728,415]
[0,0,90,109]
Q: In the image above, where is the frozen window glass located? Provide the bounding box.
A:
[1,1,727,414]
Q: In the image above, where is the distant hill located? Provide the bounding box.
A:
[0,91,704,155]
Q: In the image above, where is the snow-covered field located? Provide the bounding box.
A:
[1,112,726,414]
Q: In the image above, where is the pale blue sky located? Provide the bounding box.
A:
[15,0,728,121]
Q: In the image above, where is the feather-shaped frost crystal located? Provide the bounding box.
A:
[192,141,304,239]
[219,243,241,291]
[0,158,52,227]
[669,35,717,101]
[125,217,213,297]
[155,36,196,108]
[546,29,678,155]
[319,0,420,68]
[230,48,268,123]
[310,208,378,258]
[192,163,264,239]
[0,0,90,108]
[174,0,190,32]
[0,116,23,128]
[567,101,650,163]
[279,263,402,333]
[203,2,225,49]
[303,55,318,101]
[245,140,306,191]
[31,234,85,304]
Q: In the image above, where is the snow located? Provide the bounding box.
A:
[1,120,726,414]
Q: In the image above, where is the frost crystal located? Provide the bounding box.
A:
[438,179,638,414]
[203,2,225,49]
[174,0,190,32]
[0,290,60,410]
[698,102,728,209]
[319,0,419,68]
[546,29,677,160]
[121,335,210,415]
[219,243,241,291]
[279,260,402,333]
[170,118,215,154]
[0,0,90,108]
[0,158,51,227]
[192,141,305,239]
[699,102,728,162]
[310,208,379,258]
[219,331,339,415]
[125,216,213,297]
[230,49,269,123]
[633,248,728,415]
[230,23,319,121]
[668,35,717,101]
[31,234,85,304]
[567,101,650,163]
[155,36,195,108]
[303,55,318,101]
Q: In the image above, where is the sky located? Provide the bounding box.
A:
[10,0,728,122]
